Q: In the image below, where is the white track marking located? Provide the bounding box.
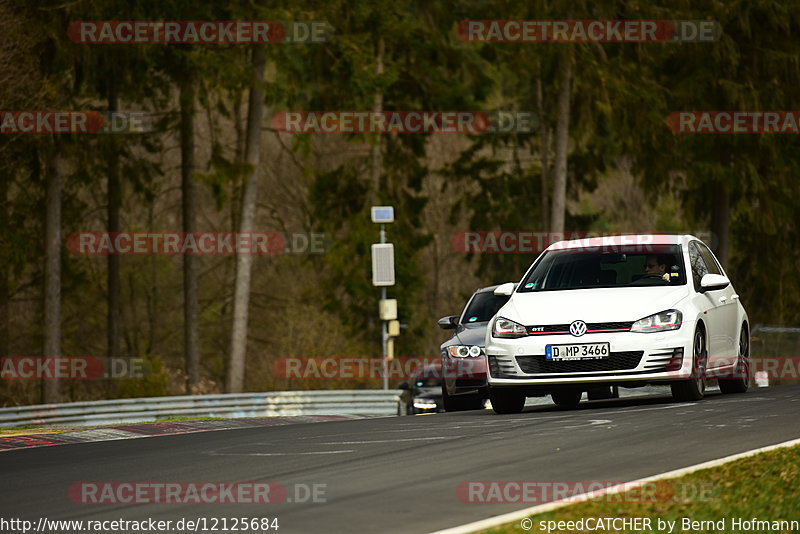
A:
[206,450,354,456]
[320,436,461,445]
[430,437,800,534]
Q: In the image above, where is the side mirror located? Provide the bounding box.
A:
[437,315,459,330]
[398,381,409,390]
[700,273,730,293]
[494,282,515,296]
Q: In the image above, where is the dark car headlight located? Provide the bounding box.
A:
[413,398,439,410]
[447,345,483,358]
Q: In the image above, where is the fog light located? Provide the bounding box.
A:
[665,347,684,371]
[488,356,498,377]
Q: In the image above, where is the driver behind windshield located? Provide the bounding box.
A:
[644,254,671,282]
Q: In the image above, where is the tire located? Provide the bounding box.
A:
[442,383,485,412]
[671,326,707,401]
[719,326,750,394]
[489,387,525,414]
[587,386,619,400]
[551,390,582,408]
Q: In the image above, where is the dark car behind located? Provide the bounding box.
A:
[438,284,511,411]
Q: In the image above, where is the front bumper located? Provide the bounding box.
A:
[442,355,488,395]
[486,326,694,387]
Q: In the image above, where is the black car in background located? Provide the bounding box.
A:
[399,363,444,414]
[438,284,512,412]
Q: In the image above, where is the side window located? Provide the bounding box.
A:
[688,242,709,291]
[697,243,722,275]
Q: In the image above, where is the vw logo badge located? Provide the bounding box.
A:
[569,320,587,337]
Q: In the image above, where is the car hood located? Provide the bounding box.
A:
[499,286,689,324]
[413,387,442,399]
[441,323,489,349]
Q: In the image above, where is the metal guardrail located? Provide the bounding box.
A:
[0,390,404,428]
[751,324,800,334]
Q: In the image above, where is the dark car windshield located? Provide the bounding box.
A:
[461,291,511,323]
[517,245,687,292]
[415,377,441,388]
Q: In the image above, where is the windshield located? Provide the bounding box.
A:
[517,245,687,292]
[415,377,441,388]
[461,291,511,323]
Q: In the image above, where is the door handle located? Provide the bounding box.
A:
[718,296,727,304]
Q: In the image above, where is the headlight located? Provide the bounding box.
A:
[447,345,483,358]
[413,398,438,410]
[492,317,527,338]
[631,310,682,333]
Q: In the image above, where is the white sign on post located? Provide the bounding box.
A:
[371,243,395,286]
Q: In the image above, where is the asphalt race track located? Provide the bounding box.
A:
[2,385,799,534]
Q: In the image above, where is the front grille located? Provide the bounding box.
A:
[516,351,644,373]
[526,321,633,335]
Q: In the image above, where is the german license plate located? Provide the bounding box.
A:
[546,342,610,360]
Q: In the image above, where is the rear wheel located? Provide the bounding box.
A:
[489,387,525,414]
[442,383,485,412]
[719,326,750,394]
[671,327,707,401]
[551,390,582,409]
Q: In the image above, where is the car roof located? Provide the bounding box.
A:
[544,234,699,252]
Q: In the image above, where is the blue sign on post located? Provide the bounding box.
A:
[370,206,394,224]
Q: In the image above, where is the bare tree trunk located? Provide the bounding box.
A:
[536,65,550,229]
[226,45,266,393]
[370,36,384,198]
[181,77,200,392]
[43,150,64,403]
[107,83,121,397]
[146,202,157,355]
[710,188,730,268]
[0,169,8,358]
[223,91,246,325]
[549,57,572,233]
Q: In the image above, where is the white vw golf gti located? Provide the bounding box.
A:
[485,234,750,414]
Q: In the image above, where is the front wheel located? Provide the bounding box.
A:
[551,390,582,409]
[442,383,485,412]
[719,326,750,394]
[671,327,707,401]
[587,386,619,400]
[489,387,525,414]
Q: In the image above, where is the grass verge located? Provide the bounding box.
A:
[482,444,800,533]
